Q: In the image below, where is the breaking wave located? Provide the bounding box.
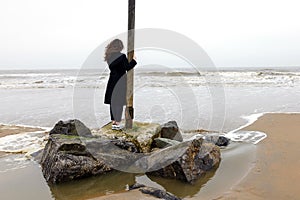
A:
[0,68,300,89]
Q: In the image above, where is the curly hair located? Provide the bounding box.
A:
[104,39,124,61]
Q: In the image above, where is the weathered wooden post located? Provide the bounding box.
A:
[125,0,135,129]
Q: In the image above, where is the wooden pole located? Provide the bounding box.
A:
[125,0,135,129]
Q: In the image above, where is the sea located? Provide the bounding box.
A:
[0,66,300,199]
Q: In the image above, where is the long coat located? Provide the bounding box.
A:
[104,52,137,105]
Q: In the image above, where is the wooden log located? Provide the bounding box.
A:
[125,0,135,129]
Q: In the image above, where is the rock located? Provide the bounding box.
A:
[85,139,143,173]
[40,134,112,183]
[40,131,144,183]
[128,184,181,200]
[147,138,221,183]
[41,120,222,184]
[216,136,230,146]
[128,183,146,190]
[204,134,230,147]
[30,149,44,163]
[93,121,161,153]
[111,139,140,153]
[139,186,181,200]
[160,121,183,142]
[49,119,92,137]
[153,138,180,148]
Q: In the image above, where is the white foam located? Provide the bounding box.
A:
[1,69,300,89]
[227,113,264,134]
[226,130,267,145]
[224,112,300,145]
[224,113,267,145]
[0,130,48,155]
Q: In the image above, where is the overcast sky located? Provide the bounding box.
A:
[0,0,300,69]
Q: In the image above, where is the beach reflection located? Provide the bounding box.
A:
[147,168,217,198]
[49,171,136,200]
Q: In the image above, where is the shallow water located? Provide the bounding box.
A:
[0,155,52,200]
[0,142,256,200]
[0,68,300,132]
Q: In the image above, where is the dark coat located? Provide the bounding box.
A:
[104,52,137,105]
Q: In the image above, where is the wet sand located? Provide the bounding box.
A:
[0,151,9,157]
[0,124,44,138]
[220,113,300,200]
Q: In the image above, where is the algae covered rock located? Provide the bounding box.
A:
[92,121,161,153]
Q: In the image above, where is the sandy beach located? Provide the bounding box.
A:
[219,113,300,200]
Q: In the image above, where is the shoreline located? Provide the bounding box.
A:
[0,112,299,199]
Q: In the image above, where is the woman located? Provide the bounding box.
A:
[104,39,137,130]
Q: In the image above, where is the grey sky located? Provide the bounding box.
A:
[0,0,300,69]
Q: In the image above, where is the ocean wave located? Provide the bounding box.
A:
[0,69,300,89]
[136,71,200,76]
[0,73,62,79]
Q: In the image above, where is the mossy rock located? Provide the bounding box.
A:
[91,122,161,153]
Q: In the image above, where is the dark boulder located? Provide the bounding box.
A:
[216,136,230,146]
[129,183,181,200]
[160,121,183,142]
[204,134,230,147]
[40,133,144,183]
[40,134,112,183]
[139,186,182,200]
[128,183,146,190]
[49,119,92,137]
[147,138,221,183]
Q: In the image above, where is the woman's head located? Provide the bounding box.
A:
[104,39,124,61]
